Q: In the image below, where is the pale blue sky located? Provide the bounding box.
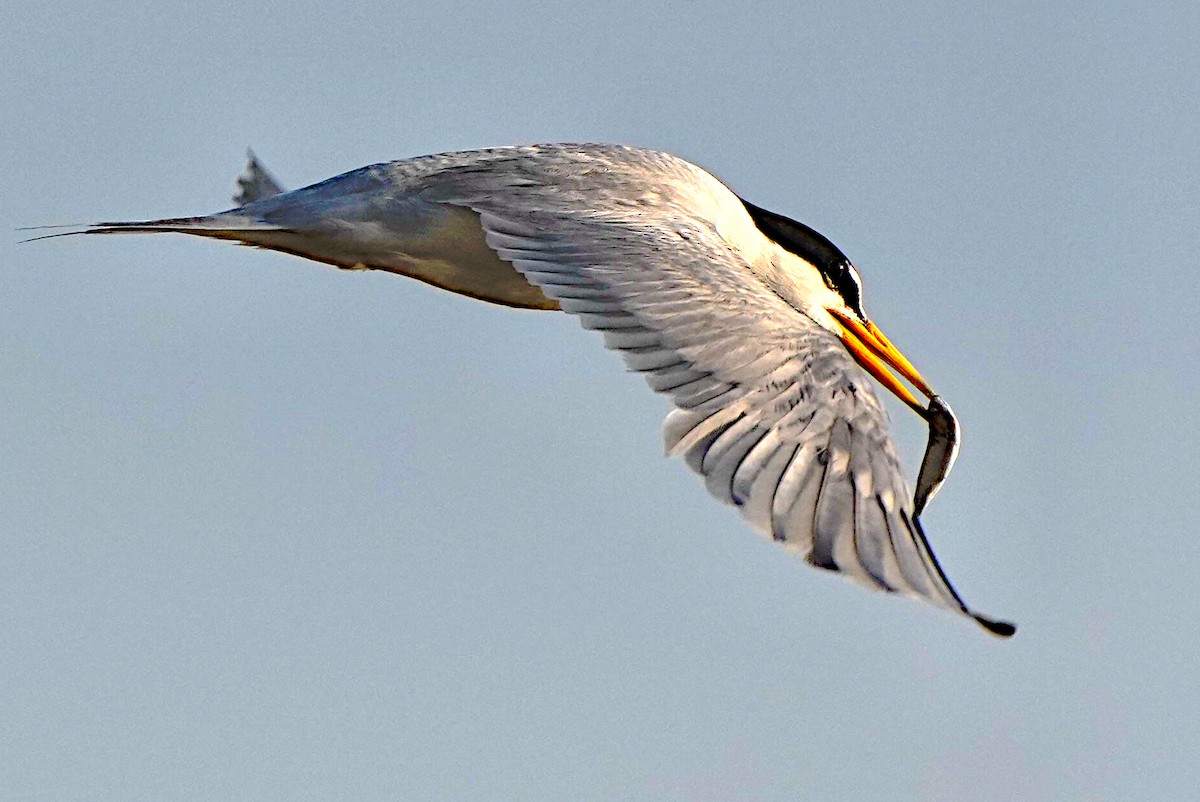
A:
[4,2,1199,799]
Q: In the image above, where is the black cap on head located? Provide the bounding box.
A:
[740,198,865,319]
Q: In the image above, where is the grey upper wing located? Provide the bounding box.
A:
[233,151,286,206]
[407,145,1011,634]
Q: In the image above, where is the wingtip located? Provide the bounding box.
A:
[972,613,1017,638]
[233,149,285,205]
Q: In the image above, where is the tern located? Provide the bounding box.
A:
[36,144,1014,636]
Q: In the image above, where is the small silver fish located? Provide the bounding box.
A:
[914,395,960,518]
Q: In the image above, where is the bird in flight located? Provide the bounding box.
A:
[35,144,1014,636]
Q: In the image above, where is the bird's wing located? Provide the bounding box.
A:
[407,145,1011,634]
[233,150,286,206]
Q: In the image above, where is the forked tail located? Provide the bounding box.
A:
[20,149,288,244]
[19,215,287,244]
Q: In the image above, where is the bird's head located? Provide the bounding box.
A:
[741,199,936,419]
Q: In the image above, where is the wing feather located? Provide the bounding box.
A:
[848,438,898,591]
[812,421,863,578]
[772,441,824,548]
[742,441,799,536]
[701,416,770,505]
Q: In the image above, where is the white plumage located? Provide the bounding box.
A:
[43,143,1014,636]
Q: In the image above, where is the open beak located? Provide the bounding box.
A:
[828,308,935,420]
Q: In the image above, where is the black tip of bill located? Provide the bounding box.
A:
[972,614,1017,638]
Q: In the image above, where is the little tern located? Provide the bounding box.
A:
[37,144,1014,636]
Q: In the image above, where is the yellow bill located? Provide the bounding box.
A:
[828,308,935,419]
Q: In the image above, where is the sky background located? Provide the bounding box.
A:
[3,2,1199,800]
